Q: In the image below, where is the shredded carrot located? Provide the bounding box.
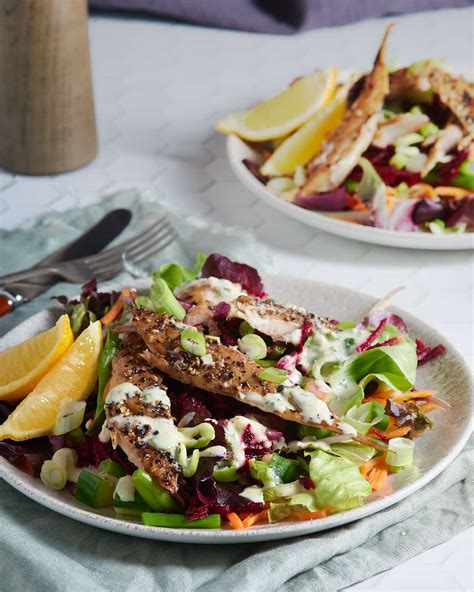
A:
[360,456,389,491]
[364,389,395,404]
[241,510,269,528]
[100,288,135,325]
[409,183,436,200]
[419,403,436,413]
[435,186,471,199]
[392,390,434,403]
[289,509,327,521]
[380,426,411,439]
[347,194,369,211]
[227,512,244,530]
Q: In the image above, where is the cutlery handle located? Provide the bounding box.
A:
[0,267,56,285]
[0,293,14,317]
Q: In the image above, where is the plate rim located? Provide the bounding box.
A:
[226,136,474,251]
[0,276,472,544]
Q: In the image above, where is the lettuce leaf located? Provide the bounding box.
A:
[153,252,207,291]
[308,450,372,511]
[329,443,377,467]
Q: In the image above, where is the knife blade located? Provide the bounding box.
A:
[0,208,132,315]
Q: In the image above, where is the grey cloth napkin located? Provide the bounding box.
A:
[89,0,472,34]
[0,191,472,591]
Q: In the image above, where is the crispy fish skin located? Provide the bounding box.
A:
[105,335,180,493]
[300,24,392,195]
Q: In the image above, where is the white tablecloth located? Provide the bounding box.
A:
[0,6,472,590]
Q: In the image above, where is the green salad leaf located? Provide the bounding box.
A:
[153,252,207,291]
[308,450,372,511]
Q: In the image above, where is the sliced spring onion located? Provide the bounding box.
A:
[180,327,207,357]
[239,321,255,336]
[238,334,267,360]
[54,399,86,436]
[150,278,186,320]
[395,182,409,197]
[389,153,408,170]
[293,165,306,187]
[142,512,221,529]
[394,133,424,147]
[40,460,67,490]
[213,465,239,482]
[420,122,439,138]
[177,444,200,477]
[132,469,181,512]
[259,367,289,384]
[387,437,414,472]
[256,359,277,368]
[395,146,420,159]
[337,320,356,330]
[459,160,474,176]
[409,105,423,115]
[179,422,215,449]
[267,177,295,193]
[344,402,386,435]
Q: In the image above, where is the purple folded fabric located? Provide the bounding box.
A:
[90,0,470,34]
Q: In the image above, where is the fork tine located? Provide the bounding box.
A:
[124,225,176,263]
[83,216,170,265]
[127,231,177,267]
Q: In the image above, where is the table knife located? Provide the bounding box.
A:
[0,208,132,316]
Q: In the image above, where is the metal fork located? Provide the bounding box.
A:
[0,215,176,285]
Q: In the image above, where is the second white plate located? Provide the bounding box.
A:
[227,134,474,251]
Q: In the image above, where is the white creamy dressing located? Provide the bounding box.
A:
[175,277,243,303]
[224,416,271,468]
[141,386,171,407]
[199,445,227,458]
[240,485,265,504]
[115,475,135,502]
[99,420,111,443]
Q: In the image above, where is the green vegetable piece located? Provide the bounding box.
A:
[459,160,474,177]
[88,329,121,436]
[269,455,300,484]
[142,512,221,529]
[419,122,439,138]
[256,359,277,368]
[132,469,181,512]
[267,343,287,360]
[76,469,115,508]
[150,278,186,320]
[179,423,215,449]
[98,459,127,479]
[345,179,359,194]
[394,133,423,147]
[213,466,239,482]
[409,105,423,115]
[375,414,390,430]
[259,367,288,384]
[113,491,150,517]
[330,443,377,467]
[238,334,267,360]
[154,252,207,291]
[345,401,386,434]
[387,437,414,471]
[67,427,86,447]
[451,174,474,192]
[180,327,207,357]
[308,450,372,511]
[135,295,154,310]
[70,301,88,336]
[389,153,407,170]
[337,321,356,330]
[239,321,255,336]
[296,425,332,439]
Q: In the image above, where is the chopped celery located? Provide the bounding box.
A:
[98,459,127,479]
[76,469,115,508]
[142,513,221,529]
[132,469,181,512]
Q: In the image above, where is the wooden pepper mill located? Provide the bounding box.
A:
[0,0,97,175]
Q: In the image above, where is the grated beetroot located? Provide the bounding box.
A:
[299,476,315,490]
[415,339,447,366]
[356,319,387,353]
[436,148,469,182]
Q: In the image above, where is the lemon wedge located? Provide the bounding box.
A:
[216,68,338,141]
[261,89,348,176]
[0,314,74,402]
[0,321,102,441]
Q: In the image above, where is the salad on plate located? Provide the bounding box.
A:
[217,24,474,235]
[0,254,449,530]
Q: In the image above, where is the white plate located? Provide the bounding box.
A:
[0,276,471,543]
[227,134,474,251]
